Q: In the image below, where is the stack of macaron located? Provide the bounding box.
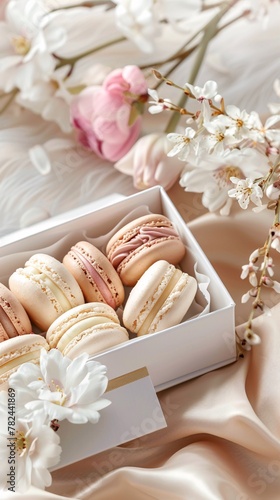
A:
[0,213,198,385]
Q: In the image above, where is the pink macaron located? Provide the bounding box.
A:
[9,253,84,331]
[63,241,125,308]
[106,214,186,286]
[123,260,197,335]
[0,283,32,341]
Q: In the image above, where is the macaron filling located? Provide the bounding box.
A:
[23,267,72,312]
[0,349,42,376]
[137,269,185,335]
[0,304,18,338]
[56,315,114,352]
[109,226,179,269]
[71,246,116,309]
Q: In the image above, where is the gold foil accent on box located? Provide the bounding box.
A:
[106,367,149,392]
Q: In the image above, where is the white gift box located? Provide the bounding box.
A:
[0,186,236,468]
[0,186,236,391]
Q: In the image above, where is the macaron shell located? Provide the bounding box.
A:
[0,334,49,388]
[63,241,125,308]
[123,260,197,335]
[118,239,185,286]
[46,302,121,348]
[62,324,129,359]
[147,274,197,334]
[0,283,32,339]
[9,253,84,331]
[106,214,185,286]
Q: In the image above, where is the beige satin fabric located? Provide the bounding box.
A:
[44,189,280,500]
[3,188,280,500]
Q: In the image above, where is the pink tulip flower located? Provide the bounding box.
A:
[114,133,184,190]
[70,65,148,162]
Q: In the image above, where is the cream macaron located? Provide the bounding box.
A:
[9,254,84,331]
[106,214,186,286]
[0,283,32,341]
[63,241,125,308]
[46,302,129,359]
[0,334,49,389]
[123,260,197,336]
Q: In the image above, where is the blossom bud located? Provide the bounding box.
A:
[114,133,184,190]
[249,248,260,263]
[244,328,261,346]
[262,276,273,287]
[266,182,280,200]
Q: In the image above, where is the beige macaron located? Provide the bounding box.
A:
[106,214,186,286]
[46,302,129,359]
[123,260,197,336]
[0,334,49,390]
[9,253,84,332]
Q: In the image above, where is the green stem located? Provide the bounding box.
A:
[164,1,237,134]
[0,89,18,115]
[50,1,114,12]
[261,153,280,188]
[55,36,126,70]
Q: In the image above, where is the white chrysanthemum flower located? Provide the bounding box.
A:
[9,349,111,424]
[113,0,160,53]
[0,0,66,92]
[167,127,196,160]
[16,66,73,133]
[228,177,263,209]
[0,392,61,492]
[179,147,268,216]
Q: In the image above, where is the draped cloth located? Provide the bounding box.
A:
[2,188,280,500]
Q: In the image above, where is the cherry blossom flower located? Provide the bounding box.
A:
[148,88,173,114]
[247,111,280,146]
[223,105,254,140]
[203,118,238,154]
[9,349,111,424]
[184,80,218,101]
[228,177,263,209]
[167,127,197,160]
[0,0,66,92]
[241,262,258,286]
[0,392,61,492]
[260,257,274,276]
[114,132,184,190]
[241,287,258,304]
[262,275,280,293]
